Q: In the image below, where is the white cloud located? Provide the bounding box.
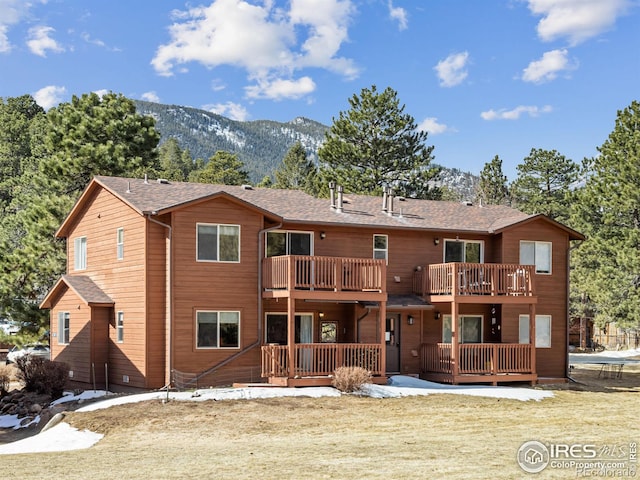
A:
[203,101,250,121]
[417,117,449,135]
[528,0,631,45]
[92,89,110,98]
[245,76,316,100]
[480,105,553,121]
[388,1,408,31]
[141,91,160,103]
[33,85,66,110]
[0,0,29,53]
[434,51,469,87]
[521,48,577,83]
[27,25,64,57]
[151,0,357,100]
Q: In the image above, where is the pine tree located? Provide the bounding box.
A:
[477,155,509,205]
[318,85,440,198]
[189,151,249,185]
[273,142,318,194]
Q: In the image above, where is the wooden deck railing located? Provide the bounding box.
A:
[261,343,383,378]
[413,263,535,297]
[263,255,386,292]
[420,343,532,375]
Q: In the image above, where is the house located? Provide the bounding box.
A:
[40,176,584,389]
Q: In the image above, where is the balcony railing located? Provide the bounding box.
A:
[420,343,533,375]
[263,255,386,292]
[261,343,383,378]
[413,263,535,297]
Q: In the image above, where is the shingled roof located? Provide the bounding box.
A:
[56,176,581,239]
[40,275,114,309]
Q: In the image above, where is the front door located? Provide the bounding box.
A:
[385,313,401,373]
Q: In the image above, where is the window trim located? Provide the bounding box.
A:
[195,310,241,349]
[443,239,484,263]
[520,240,552,275]
[373,234,388,263]
[518,314,552,348]
[74,236,87,271]
[58,311,70,345]
[196,223,241,263]
[265,230,314,257]
[442,314,484,344]
[116,228,124,260]
[116,311,124,343]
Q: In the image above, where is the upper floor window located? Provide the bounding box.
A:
[266,231,312,257]
[196,311,240,349]
[116,228,124,260]
[58,311,70,344]
[520,241,551,274]
[373,234,388,262]
[116,311,124,343]
[74,237,87,270]
[197,224,240,262]
[444,239,483,263]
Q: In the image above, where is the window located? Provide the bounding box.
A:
[266,231,312,257]
[444,239,483,263]
[442,315,483,343]
[58,312,70,344]
[74,237,87,270]
[196,224,240,262]
[321,321,338,343]
[116,228,124,260]
[373,235,388,262]
[519,314,552,348]
[116,311,124,343]
[520,241,551,274]
[196,311,240,348]
[265,313,313,344]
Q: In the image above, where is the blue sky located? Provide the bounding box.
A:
[0,0,637,180]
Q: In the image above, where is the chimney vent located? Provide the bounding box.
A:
[388,189,395,215]
[382,186,388,212]
[144,174,149,185]
[329,181,336,209]
[241,184,253,190]
[337,185,344,213]
[157,178,170,185]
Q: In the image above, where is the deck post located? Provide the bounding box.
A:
[529,302,536,384]
[451,300,459,381]
[287,296,296,379]
[379,300,386,377]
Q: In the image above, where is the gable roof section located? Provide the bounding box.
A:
[492,214,585,241]
[56,175,582,239]
[40,275,114,309]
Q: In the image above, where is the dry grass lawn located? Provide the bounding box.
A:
[1,362,639,480]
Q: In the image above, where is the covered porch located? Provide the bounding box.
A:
[420,342,537,385]
[261,255,388,386]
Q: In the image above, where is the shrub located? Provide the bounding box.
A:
[15,356,69,399]
[0,364,13,396]
[332,366,372,393]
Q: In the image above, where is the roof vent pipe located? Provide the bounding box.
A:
[144,173,149,185]
[337,185,344,213]
[388,189,395,216]
[126,181,131,194]
[329,181,336,209]
[382,186,388,212]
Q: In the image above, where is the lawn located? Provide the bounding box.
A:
[1,363,639,480]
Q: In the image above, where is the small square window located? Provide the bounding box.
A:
[520,241,552,274]
[197,224,240,262]
[196,311,240,348]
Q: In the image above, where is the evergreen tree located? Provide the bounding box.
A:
[510,148,579,222]
[571,100,640,329]
[477,155,509,205]
[273,142,318,194]
[158,138,194,181]
[189,151,249,185]
[318,85,440,199]
[43,92,160,195]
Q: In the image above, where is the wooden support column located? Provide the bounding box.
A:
[529,302,536,384]
[451,300,459,381]
[379,300,386,377]
[287,296,296,379]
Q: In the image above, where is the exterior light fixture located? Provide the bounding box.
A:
[407,315,414,325]
[434,237,440,245]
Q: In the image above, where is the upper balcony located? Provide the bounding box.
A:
[262,255,387,301]
[413,262,536,304]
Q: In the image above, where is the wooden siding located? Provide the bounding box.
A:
[170,197,263,375]
[63,187,150,388]
[499,219,570,378]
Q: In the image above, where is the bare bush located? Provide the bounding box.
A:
[0,363,13,396]
[332,366,372,393]
[15,356,69,399]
